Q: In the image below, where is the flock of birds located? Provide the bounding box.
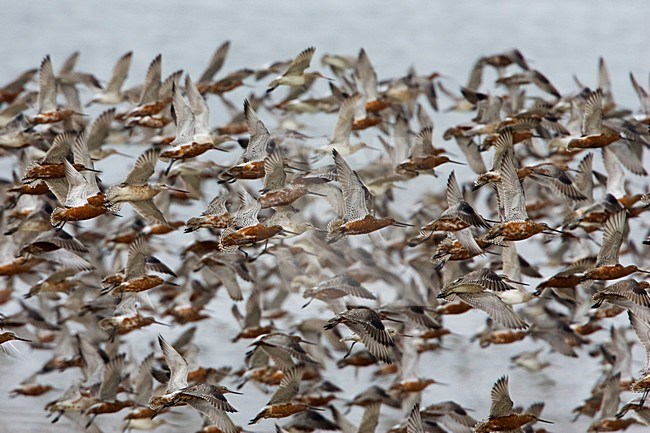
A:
[2,42,650,433]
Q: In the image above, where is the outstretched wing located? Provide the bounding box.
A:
[130,199,168,226]
[596,211,625,267]
[333,149,372,222]
[198,41,230,83]
[489,375,514,418]
[243,99,270,162]
[38,55,57,113]
[158,335,188,393]
[105,51,132,94]
[582,89,603,136]
[456,292,528,330]
[284,46,315,77]
[124,148,160,185]
[138,54,162,105]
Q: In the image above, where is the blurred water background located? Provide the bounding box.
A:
[1,1,650,432]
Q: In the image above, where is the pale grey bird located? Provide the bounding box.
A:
[87,51,133,105]
[148,335,241,433]
[105,148,187,225]
[437,269,528,329]
[302,274,376,308]
[324,306,403,364]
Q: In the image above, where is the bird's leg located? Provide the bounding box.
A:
[302,297,314,308]
[55,220,67,232]
[543,226,570,236]
[640,388,650,407]
[164,159,176,176]
[85,413,98,429]
[51,411,63,423]
[343,341,356,359]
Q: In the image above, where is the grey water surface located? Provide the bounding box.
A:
[1,1,650,432]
